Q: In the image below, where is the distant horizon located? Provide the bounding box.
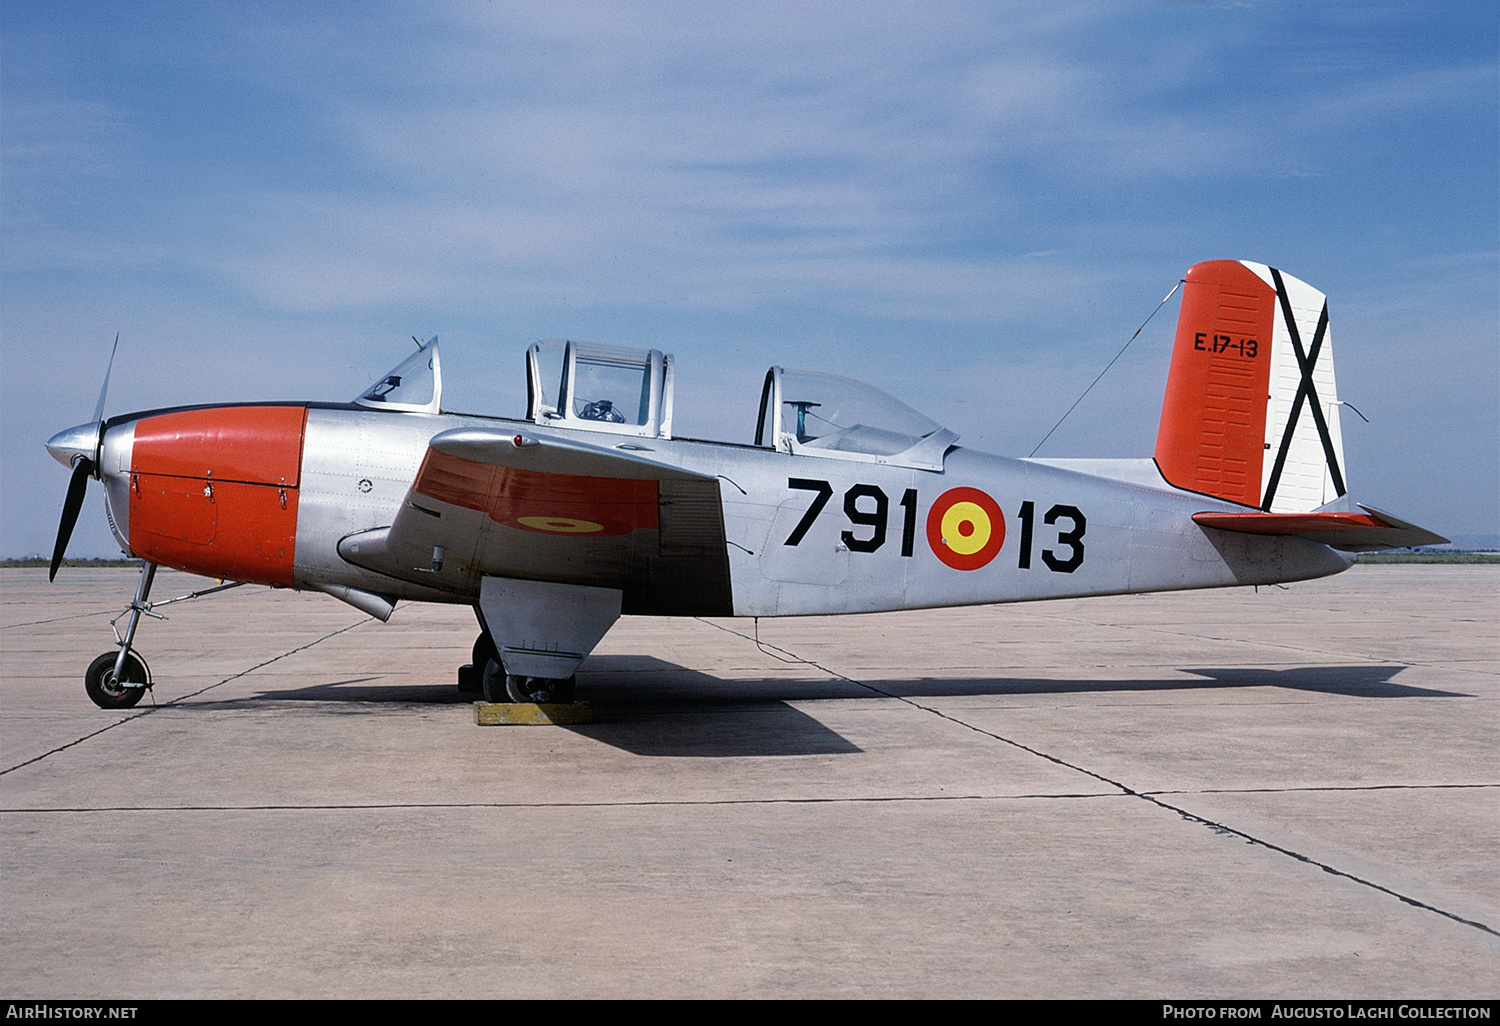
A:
[12,536,1500,565]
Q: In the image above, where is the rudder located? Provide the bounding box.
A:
[1154,260,1347,513]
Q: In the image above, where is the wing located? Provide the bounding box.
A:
[338,427,733,614]
[1193,504,1448,552]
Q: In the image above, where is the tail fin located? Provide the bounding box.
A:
[1155,260,1346,513]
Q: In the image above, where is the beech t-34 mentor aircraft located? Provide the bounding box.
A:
[46,260,1446,709]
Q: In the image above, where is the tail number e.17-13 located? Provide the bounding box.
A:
[782,478,1085,573]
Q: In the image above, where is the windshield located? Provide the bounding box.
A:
[355,338,440,413]
[569,352,654,426]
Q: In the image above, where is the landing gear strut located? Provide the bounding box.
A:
[79,563,243,711]
[86,561,157,709]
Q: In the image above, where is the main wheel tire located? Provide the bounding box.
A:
[504,674,576,704]
[480,657,508,703]
[85,651,148,710]
[461,632,500,695]
[472,632,498,669]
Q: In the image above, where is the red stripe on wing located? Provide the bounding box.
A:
[414,448,659,537]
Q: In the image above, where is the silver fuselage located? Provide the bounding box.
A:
[93,403,1352,617]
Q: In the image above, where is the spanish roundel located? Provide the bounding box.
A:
[926,487,1005,570]
[513,515,609,535]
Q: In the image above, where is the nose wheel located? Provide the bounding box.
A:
[85,650,149,709]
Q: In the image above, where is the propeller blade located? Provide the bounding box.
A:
[50,457,94,582]
[92,333,120,426]
[48,335,122,581]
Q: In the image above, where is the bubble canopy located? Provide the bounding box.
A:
[756,367,957,470]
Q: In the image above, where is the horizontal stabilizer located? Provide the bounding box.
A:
[1193,505,1448,552]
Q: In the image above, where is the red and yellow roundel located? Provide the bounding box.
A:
[926,487,1005,570]
[514,515,607,535]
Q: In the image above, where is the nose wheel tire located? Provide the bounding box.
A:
[85,651,149,709]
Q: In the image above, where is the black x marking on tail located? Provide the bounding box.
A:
[1260,268,1347,511]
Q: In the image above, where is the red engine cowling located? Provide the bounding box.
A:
[127,406,307,586]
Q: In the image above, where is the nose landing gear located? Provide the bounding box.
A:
[81,562,245,710]
[85,561,158,709]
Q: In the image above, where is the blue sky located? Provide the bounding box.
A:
[4,1,1496,557]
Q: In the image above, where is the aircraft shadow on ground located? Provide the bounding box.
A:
[1177,665,1468,698]
[231,661,864,757]
[860,664,1467,701]
[230,657,1464,759]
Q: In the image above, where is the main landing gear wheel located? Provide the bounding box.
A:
[459,632,499,695]
[85,651,149,710]
[504,673,576,704]
[474,636,579,702]
[479,657,507,703]
[472,632,499,670]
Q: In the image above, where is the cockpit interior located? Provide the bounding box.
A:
[357,337,956,469]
